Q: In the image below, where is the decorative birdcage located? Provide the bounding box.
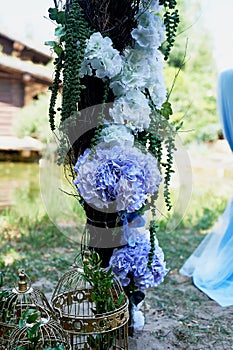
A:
[7,317,70,350]
[51,252,129,350]
[0,269,56,349]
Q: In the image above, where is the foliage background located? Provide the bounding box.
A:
[164,0,220,144]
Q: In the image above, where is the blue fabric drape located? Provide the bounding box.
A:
[180,199,233,307]
[218,69,233,151]
[180,69,233,307]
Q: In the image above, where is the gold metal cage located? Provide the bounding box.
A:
[7,317,70,350]
[0,269,55,349]
[51,254,129,350]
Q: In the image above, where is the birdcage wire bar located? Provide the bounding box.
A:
[51,254,129,350]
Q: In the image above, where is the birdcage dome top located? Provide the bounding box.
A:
[0,269,54,328]
[51,252,129,335]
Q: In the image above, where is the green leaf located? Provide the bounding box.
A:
[19,318,26,329]
[53,44,64,57]
[56,11,66,25]
[0,272,3,287]
[21,309,36,320]
[106,268,113,279]
[160,101,173,119]
[27,323,41,341]
[48,8,58,20]
[48,8,66,25]
[117,292,125,307]
[107,298,115,311]
[45,41,64,57]
[55,26,66,38]
[0,289,10,300]
[44,41,57,48]
[26,310,41,324]
[90,291,96,302]
[87,335,96,348]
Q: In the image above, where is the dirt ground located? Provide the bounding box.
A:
[38,270,233,350]
[129,272,233,350]
[129,141,233,350]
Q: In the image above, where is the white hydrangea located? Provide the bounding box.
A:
[79,8,167,132]
[131,11,165,50]
[146,49,167,108]
[109,90,151,131]
[100,124,134,148]
[110,48,151,96]
[148,78,166,108]
[80,32,123,79]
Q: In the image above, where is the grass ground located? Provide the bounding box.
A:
[0,140,232,349]
[0,193,231,349]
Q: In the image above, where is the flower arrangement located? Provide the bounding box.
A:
[46,0,180,334]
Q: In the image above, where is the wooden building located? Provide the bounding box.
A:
[0,30,53,137]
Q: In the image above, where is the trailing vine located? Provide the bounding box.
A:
[148,220,158,268]
[137,88,178,213]
[163,134,176,211]
[159,0,180,60]
[48,54,63,131]
[61,0,91,123]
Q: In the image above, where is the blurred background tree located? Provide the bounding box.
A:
[164,0,221,145]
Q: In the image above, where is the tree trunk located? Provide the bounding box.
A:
[66,0,140,267]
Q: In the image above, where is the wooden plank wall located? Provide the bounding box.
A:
[0,77,24,136]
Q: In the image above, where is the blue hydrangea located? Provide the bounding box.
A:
[73,143,161,213]
[109,236,168,290]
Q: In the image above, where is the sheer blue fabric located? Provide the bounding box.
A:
[180,199,233,306]
[180,69,233,307]
[218,69,233,151]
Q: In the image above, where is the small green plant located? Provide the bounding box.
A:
[18,309,42,349]
[16,309,66,350]
[82,251,125,350]
[82,251,124,314]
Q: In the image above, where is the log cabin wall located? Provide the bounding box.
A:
[0,31,53,137]
[0,74,24,136]
[0,32,51,65]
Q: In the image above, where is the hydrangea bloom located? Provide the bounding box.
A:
[79,9,167,131]
[99,124,134,148]
[131,11,165,50]
[73,143,161,213]
[110,47,166,109]
[109,90,151,131]
[80,32,123,79]
[110,48,152,96]
[122,226,153,247]
[109,236,168,290]
[146,49,167,108]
